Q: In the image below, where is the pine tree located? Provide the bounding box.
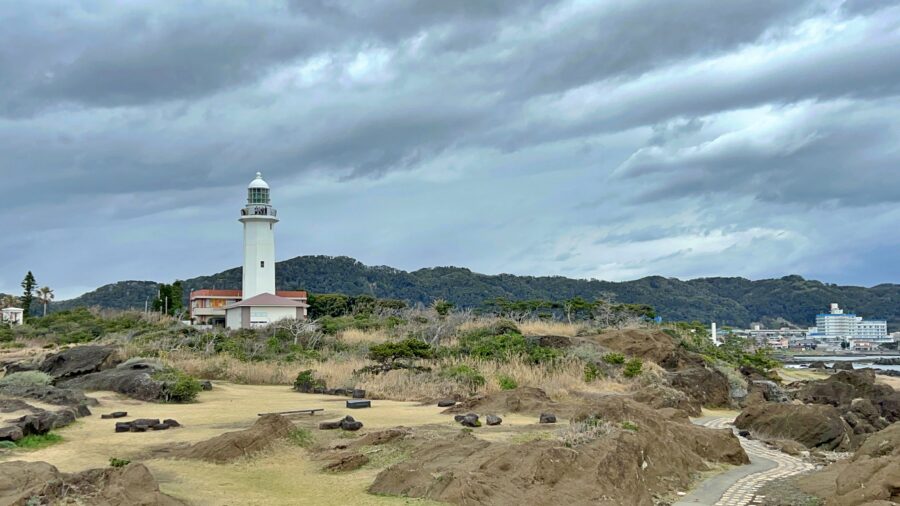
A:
[21,271,36,320]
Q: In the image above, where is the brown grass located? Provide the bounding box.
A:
[158,350,630,402]
[338,328,391,345]
[516,320,584,337]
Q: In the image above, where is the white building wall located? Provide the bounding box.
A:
[225,308,243,330]
[248,306,296,328]
[241,218,276,299]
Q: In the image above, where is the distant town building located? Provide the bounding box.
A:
[190,173,308,329]
[807,303,889,350]
[0,307,24,326]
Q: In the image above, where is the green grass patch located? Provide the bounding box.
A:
[287,428,314,447]
[15,432,63,450]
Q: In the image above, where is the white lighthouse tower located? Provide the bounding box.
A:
[239,172,277,299]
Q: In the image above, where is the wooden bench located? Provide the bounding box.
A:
[257,408,324,416]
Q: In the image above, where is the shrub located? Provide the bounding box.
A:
[0,371,53,387]
[293,369,326,392]
[109,457,131,468]
[441,365,486,393]
[623,358,643,378]
[287,427,313,447]
[154,370,202,403]
[583,362,602,383]
[602,353,625,365]
[367,338,433,363]
[621,421,639,431]
[497,374,518,390]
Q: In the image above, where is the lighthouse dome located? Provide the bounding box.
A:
[248,172,269,189]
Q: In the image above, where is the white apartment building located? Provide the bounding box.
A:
[808,303,890,349]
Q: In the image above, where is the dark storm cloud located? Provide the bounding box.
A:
[1,0,899,297]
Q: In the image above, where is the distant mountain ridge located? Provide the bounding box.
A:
[51,255,900,330]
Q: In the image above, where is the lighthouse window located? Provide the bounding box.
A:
[260,261,265,268]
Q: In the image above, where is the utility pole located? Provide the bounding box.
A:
[165,297,169,316]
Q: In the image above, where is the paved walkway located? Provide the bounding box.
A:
[674,417,815,506]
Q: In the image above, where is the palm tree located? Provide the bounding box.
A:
[35,287,54,317]
[0,295,19,309]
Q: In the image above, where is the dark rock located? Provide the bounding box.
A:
[57,359,167,402]
[453,415,465,423]
[101,411,128,419]
[796,369,900,423]
[150,423,170,431]
[0,384,98,408]
[13,412,56,436]
[114,422,131,433]
[808,361,827,369]
[460,413,480,428]
[669,366,731,408]
[341,420,364,431]
[199,380,213,391]
[3,361,37,375]
[750,380,789,403]
[130,425,148,432]
[539,413,557,424]
[485,414,502,426]
[873,357,900,366]
[129,419,161,427]
[437,399,456,407]
[163,419,180,428]
[312,386,327,394]
[38,345,116,380]
[0,399,38,414]
[0,426,23,442]
[734,402,853,451]
[738,430,751,438]
[319,420,342,430]
[831,361,854,371]
[352,389,366,399]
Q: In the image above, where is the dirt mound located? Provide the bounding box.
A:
[734,402,854,451]
[444,387,560,417]
[0,460,182,505]
[350,427,411,447]
[585,329,701,370]
[58,359,167,401]
[372,397,747,505]
[177,414,294,463]
[38,345,116,380]
[795,423,900,505]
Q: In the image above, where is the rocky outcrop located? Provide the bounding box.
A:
[371,396,747,506]
[0,460,183,505]
[58,359,167,401]
[443,387,560,417]
[669,366,731,408]
[796,423,900,505]
[633,383,701,416]
[38,345,116,380]
[795,369,900,423]
[734,402,854,451]
[0,383,98,408]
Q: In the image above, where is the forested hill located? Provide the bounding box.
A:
[52,255,900,329]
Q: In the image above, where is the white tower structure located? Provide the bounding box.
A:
[239,172,277,300]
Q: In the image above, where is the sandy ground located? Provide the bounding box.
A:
[1,382,544,505]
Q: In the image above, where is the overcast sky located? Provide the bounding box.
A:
[2,0,900,299]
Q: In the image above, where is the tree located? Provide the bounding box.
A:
[20,272,36,320]
[152,280,185,317]
[433,299,454,318]
[35,286,54,317]
[0,295,19,309]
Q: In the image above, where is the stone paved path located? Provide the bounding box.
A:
[695,417,815,506]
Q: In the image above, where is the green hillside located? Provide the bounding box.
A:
[50,255,900,330]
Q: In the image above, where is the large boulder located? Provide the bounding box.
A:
[669,366,731,408]
[795,369,900,423]
[632,383,700,416]
[0,460,183,505]
[38,346,116,380]
[57,359,167,402]
[734,402,854,451]
[0,384,98,409]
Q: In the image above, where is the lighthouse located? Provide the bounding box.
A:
[240,172,277,299]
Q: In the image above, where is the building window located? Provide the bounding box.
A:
[260,261,265,268]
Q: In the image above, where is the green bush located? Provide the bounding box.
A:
[583,362,602,382]
[287,427,313,447]
[154,370,202,403]
[441,365,486,393]
[621,421,639,431]
[109,457,131,468]
[602,353,625,365]
[367,338,433,363]
[623,358,643,378]
[0,371,53,387]
[293,369,326,392]
[497,374,518,390]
